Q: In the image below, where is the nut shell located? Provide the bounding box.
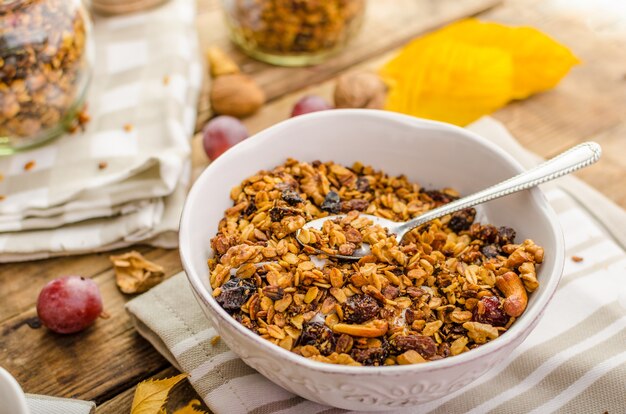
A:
[334,72,387,109]
[210,74,266,118]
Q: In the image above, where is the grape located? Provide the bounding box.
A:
[36,276,103,334]
[202,116,249,160]
[291,95,332,117]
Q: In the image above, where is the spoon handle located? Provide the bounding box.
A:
[395,142,602,236]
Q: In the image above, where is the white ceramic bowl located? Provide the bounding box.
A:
[0,368,29,414]
[180,110,564,411]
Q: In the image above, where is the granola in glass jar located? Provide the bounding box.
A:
[221,0,365,66]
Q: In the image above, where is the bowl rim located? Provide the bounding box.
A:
[180,109,565,375]
[0,367,29,414]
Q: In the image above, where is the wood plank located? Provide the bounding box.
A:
[194,0,502,129]
[0,247,183,402]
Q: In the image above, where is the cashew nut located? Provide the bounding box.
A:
[495,271,528,317]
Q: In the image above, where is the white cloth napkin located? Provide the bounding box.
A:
[126,117,626,414]
[26,394,95,414]
[0,0,201,262]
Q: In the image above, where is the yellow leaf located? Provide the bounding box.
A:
[380,19,578,126]
[172,399,210,414]
[131,374,188,414]
[381,39,513,126]
[434,19,579,99]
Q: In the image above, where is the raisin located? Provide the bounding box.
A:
[448,208,476,232]
[470,223,499,243]
[356,176,370,192]
[299,322,335,356]
[405,309,418,325]
[351,345,388,366]
[481,244,501,258]
[281,189,303,206]
[390,334,437,358]
[243,201,256,216]
[497,226,516,246]
[312,160,322,168]
[423,190,458,204]
[340,199,369,212]
[342,294,381,323]
[216,278,256,313]
[321,191,341,213]
[473,296,509,327]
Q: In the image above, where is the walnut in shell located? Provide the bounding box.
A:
[110,251,165,294]
[334,72,388,109]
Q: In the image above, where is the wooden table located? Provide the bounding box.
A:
[1,0,624,412]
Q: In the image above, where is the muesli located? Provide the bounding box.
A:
[208,159,543,366]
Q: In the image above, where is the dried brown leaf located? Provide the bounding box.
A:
[110,251,165,294]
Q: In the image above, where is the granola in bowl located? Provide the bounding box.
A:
[208,159,544,366]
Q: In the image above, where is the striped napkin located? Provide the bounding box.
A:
[26,394,95,414]
[126,118,626,413]
[0,0,201,262]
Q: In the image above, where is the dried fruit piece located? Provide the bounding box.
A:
[110,251,165,294]
[299,322,336,356]
[342,294,380,323]
[448,208,476,232]
[351,345,388,366]
[215,277,256,313]
[281,189,303,205]
[391,334,437,358]
[321,191,341,213]
[473,295,509,327]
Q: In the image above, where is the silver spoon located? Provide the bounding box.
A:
[296,141,602,260]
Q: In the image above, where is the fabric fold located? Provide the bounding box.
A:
[0,0,201,262]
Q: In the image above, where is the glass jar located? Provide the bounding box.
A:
[221,0,365,66]
[0,0,93,154]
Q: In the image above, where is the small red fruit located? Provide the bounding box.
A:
[36,276,104,334]
[291,95,332,117]
[202,116,249,160]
